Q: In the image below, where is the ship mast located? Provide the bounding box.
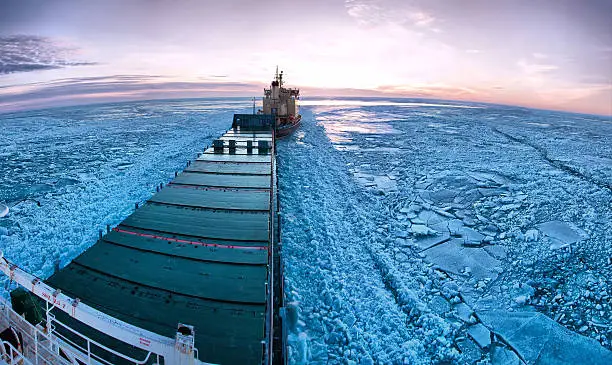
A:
[274,65,284,87]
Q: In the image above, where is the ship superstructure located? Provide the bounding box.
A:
[261,68,301,137]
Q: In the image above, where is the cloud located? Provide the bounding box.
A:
[0,75,261,113]
[345,0,438,31]
[408,11,435,27]
[376,83,477,98]
[0,35,96,75]
[517,59,559,75]
[344,0,383,25]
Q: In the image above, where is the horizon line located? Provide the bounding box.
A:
[0,94,610,119]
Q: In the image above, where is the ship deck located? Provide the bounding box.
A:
[46,127,277,364]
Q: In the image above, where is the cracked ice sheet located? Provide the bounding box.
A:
[353,171,398,192]
[479,311,612,364]
[424,239,501,281]
[537,220,588,249]
[312,98,612,355]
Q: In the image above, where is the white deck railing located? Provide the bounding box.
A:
[0,252,207,365]
[0,295,73,365]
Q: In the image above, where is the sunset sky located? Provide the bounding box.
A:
[0,0,611,115]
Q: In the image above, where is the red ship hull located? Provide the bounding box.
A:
[275,115,302,138]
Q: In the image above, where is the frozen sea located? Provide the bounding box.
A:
[0,98,611,364]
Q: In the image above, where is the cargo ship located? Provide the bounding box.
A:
[0,72,296,364]
[260,68,301,138]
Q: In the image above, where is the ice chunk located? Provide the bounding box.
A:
[0,203,7,218]
[462,216,476,226]
[524,229,539,242]
[428,295,451,314]
[410,217,426,225]
[454,302,474,322]
[478,187,507,197]
[484,245,507,260]
[479,310,612,364]
[395,230,409,238]
[467,323,491,349]
[373,175,397,192]
[458,227,485,245]
[417,210,447,226]
[490,346,521,365]
[424,239,501,280]
[427,189,457,204]
[513,295,528,305]
[411,224,436,236]
[430,219,464,236]
[454,189,482,207]
[441,281,460,298]
[538,220,587,249]
[290,332,311,365]
[456,337,482,363]
[499,203,521,212]
[483,224,499,236]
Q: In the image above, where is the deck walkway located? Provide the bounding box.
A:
[46,127,276,365]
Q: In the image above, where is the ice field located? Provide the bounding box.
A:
[1,98,611,364]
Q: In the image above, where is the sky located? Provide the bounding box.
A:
[0,0,611,115]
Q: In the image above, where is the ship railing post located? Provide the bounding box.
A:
[87,339,91,364]
[172,324,196,365]
[34,326,38,365]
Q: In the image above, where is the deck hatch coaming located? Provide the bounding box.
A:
[150,185,270,211]
[173,171,271,188]
[186,160,271,175]
[71,241,267,303]
[197,150,271,163]
[203,148,272,156]
[121,203,269,242]
[102,230,267,264]
[219,136,273,142]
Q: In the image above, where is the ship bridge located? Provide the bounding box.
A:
[0,115,285,365]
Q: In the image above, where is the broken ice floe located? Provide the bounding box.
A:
[524,229,539,241]
[424,238,501,281]
[454,302,475,323]
[536,220,589,249]
[0,203,8,218]
[410,224,437,236]
[467,323,492,349]
[479,310,612,364]
[484,245,507,260]
[489,346,521,365]
[352,171,397,193]
[413,232,450,250]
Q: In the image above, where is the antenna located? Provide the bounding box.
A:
[275,66,279,81]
